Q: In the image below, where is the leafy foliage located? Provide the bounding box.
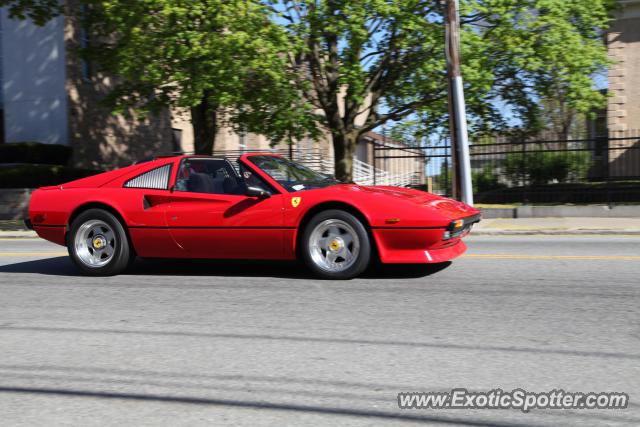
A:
[460,0,613,132]
[81,0,319,153]
[3,0,614,180]
[0,0,60,25]
[268,0,452,179]
[504,149,592,185]
[269,0,613,180]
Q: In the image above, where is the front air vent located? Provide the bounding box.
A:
[124,164,172,190]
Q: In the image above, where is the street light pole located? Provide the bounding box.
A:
[444,0,474,206]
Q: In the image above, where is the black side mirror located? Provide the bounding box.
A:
[246,186,270,199]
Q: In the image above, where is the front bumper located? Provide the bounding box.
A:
[372,228,468,264]
[372,212,480,264]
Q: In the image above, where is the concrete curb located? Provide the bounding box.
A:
[0,231,37,238]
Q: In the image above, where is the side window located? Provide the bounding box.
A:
[175,158,245,195]
[124,164,172,189]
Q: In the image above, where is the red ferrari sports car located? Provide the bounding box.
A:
[27,153,480,279]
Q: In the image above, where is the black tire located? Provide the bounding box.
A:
[301,209,371,279]
[67,208,133,276]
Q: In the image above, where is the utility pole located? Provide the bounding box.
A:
[444,0,474,205]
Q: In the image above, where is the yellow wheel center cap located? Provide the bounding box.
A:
[329,239,342,251]
[93,236,105,249]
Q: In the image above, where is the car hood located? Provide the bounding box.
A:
[337,184,479,219]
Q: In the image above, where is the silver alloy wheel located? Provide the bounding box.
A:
[309,219,360,272]
[74,219,116,268]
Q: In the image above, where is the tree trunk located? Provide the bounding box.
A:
[332,131,358,182]
[190,98,217,155]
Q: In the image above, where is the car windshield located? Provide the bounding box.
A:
[247,155,339,192]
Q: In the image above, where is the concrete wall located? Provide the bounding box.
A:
[481,205,640,219]
[0,9,68,145]
[0,189,32,220]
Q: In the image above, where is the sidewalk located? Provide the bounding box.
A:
[0,220,36,238]
[474,217,640,235]
[2,218,640,238]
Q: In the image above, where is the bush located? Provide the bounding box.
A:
[473,164,506,194]
[0,142,73,165]
[475,181,640,204]
[504,149,591,185]
[0,164,102,188]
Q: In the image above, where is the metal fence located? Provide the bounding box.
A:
[374,136,640,204]
[207,137,640,203]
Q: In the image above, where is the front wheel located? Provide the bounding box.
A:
[67,209,133,276]
[301,209,371,279]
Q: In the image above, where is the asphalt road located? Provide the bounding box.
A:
[0,235,638,427]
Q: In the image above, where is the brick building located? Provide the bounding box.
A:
[606,0,640,177]
[608,0,640,134]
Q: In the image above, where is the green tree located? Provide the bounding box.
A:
[83,0,317,155]
[269,0,612,181]
[0,0,60,25]
[536,87,590,140]
[4,0,613,177]
[1,0,318,155]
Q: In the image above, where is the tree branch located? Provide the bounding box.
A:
[359,93,447,134]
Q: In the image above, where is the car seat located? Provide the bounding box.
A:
[187,172,216,193]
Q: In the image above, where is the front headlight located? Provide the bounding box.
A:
[442,214,481,240]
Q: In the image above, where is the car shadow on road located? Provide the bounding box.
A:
[0,385,531,427]
[0,256,451,280]
[0,257,79,276]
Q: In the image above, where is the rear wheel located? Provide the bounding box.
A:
[67,209,133,276]
[302,210,371,279]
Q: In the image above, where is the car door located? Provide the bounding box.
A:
[165,157,286,259]
[118,162,183,258]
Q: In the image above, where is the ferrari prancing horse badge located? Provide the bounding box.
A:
[291,197,301,208]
